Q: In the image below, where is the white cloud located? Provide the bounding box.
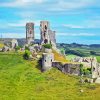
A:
[57,32,96,36]
[2,33,25,38]
[2,32,40,38]
[16,11,36,19]
[86,20,100,28]
[63,24,84,28]
[48,0,95,11]
[21,0,44,3]
[6,20,40,27]
[63,18,100,29]
[0,0,45,7]
[0,0,97,9]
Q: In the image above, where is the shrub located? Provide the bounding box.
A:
[83,69,91,75]
[23,50,31,60]
[80,64,84,75]
[43,44,52,49]
[15,46,20,51]
[60,48,65,55]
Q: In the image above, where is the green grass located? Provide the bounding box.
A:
[96,56,100,63]
[0,53,100,100]
[66,54,78,60]
[67,47,100,56]
[0,43,4,48]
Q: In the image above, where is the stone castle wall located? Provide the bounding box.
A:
[52,62,81,75]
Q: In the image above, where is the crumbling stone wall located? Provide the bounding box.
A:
[52,62,81,75]
[40,21,50,44]
[26,23,34,44]
[63,63,80,75]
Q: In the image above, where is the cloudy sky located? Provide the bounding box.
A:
[0,0,100,44]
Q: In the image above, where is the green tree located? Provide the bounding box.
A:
[15,46,20,51]
[90,51,96,55]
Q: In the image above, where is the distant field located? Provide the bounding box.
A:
[59,44,100,57]
[66,54,78,60]
[70,47,100,56]
[1,53,100,100]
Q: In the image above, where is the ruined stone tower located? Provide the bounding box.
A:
[48,30,56,47]
[40,21,50,44]
[26,23,34,44]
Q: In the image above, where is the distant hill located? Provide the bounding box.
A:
[0,38,40,46]
[57,43,100,48]
[57,43,100,57]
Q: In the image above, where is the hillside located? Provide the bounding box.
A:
[0,53,100,100]
[53,50,69,63]
[0,43,4,48]
[57,43,100,57]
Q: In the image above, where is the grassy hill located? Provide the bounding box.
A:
[0,53,100,100]
[57,43,100,57]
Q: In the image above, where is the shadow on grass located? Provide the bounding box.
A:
[35,58,43,72]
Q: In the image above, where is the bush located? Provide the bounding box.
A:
[83,68,91,75]
[23,50,31,60]
[80,64,84,75]
[15,46,20,51]
[60,48,65,55]
[43,44,52,49]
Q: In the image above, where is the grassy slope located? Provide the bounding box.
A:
[53,50,69,63]
[0,43,4,48]
[0,53,100,100]
[96,56,100,63]
[66,54,78,60]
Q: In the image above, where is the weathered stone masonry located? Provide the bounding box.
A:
[52,62,81,75]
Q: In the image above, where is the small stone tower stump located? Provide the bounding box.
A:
[42,49,54,71]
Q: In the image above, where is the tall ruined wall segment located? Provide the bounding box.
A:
[26,23,34,44]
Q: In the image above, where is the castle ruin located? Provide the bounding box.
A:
[26,23,34,44]
[40,21,56,47]
[11,39,18,49]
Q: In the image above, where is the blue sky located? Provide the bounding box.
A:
[0,0,100,44]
